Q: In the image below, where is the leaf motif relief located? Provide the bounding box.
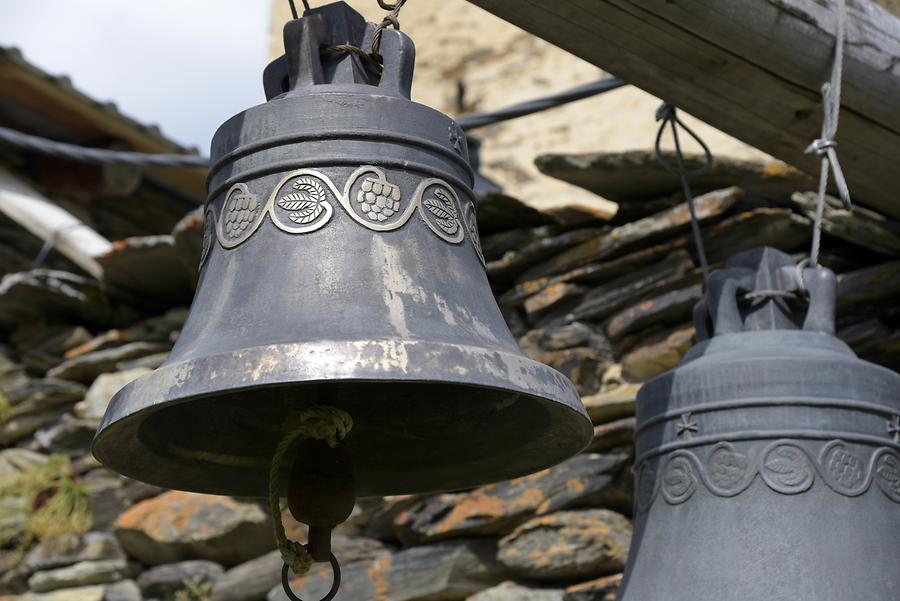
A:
[279,195,319,212]
[289,207,324,225]
[425,188,460,234]
[278,177,327,225]
[875,453,900,498]
[661,456,696,503]
[761,444,814,493]
[293,177,326,201]
[424,197,456,221]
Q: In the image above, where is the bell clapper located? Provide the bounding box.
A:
[279,439,355,601]
[267,405,354,601]
[287,437,357,561]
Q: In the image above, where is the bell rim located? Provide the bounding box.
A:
[92,337,593,498]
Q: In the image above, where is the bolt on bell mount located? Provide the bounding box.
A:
[91,2,593,599]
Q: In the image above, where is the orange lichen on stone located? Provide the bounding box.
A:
[368,554,393,601]
[430,485,547,536]
[762,161,795,178]
[114,490,209,538]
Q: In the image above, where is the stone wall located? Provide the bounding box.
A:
[1,145,898,601]
[267,0,768,217]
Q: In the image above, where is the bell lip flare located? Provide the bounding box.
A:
[92,338,594,498]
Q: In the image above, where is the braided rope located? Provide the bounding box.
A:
[268,405,353,576]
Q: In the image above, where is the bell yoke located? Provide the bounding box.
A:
[92,0,593,576]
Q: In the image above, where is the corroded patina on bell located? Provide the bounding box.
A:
[619,247,900,601]
[92,2,592,499]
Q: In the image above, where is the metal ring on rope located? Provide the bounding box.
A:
[281,553,342,601]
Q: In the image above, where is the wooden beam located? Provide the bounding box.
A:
[0,48,207,200]
[0,167,112,279]
[463,0,900,219]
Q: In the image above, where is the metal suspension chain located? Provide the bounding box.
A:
[806,0,852,269]
[653,102,713,286]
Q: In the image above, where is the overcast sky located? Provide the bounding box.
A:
[0,0,272,152]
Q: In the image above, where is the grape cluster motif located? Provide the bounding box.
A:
[708,445,749,489]
[223,188,259,240]
[357,175,401,221]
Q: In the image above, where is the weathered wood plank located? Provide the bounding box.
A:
[0,168,112,279]
[464,0,900,219]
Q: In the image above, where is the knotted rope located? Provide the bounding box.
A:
[268,405,353,576]
[805,0,851,267]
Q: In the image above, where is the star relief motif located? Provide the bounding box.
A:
[888,415,900,443]
[675,412,699,440]
[448,123,464,154]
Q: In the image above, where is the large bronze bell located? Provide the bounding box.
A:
[92,2,592,500]
[619,247,900,601]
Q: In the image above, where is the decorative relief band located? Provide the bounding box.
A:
[199,207,214,269]
[218,183,264,248]
[464,201,484,266]
[214,166,481,258]
[269,170,336,234]
[635,439,900,512]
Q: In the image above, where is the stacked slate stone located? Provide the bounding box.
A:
[1,151,899,601]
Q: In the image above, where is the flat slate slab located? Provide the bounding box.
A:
[519,187,739,282]
[392,453,628,545]
[702,207,810,263]
[487,228,607,282]
[564,574,622,601]
[97,235,195,308]
[497,510,631,581]
[171,207,205,286]
[476,193,556,235]
[536,150,813,204]
[581,383,640,425]
[270,539,507,601]
[836,260,900,314]
[606,284,703,340]
[47,342,170,384]
[792,192,900,257]
[0,269,140,329]
[622,324,696,382]
[565,251,695,323]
